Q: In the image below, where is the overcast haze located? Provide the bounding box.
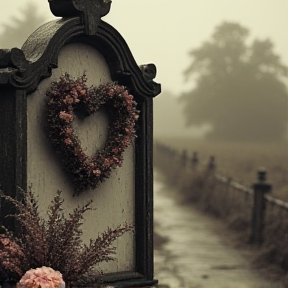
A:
[1,0,288,95]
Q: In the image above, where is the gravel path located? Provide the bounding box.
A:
[153,173,283,288]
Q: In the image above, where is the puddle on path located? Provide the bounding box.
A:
[153,173,282,288]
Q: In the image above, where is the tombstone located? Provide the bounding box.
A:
[0,0,161,286]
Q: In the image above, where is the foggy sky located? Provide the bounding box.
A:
[0,0,288,95]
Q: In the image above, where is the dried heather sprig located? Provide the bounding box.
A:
[0,190,134,284]
[62,222,134,282]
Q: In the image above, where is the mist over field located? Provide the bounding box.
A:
[1,0,288,143]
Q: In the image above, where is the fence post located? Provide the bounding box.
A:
[250,167,272,245]
[191,152,199,168]
[208,156,216,171]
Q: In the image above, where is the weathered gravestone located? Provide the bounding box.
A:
[0,0,160,286]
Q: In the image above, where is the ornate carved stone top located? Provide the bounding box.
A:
[48,0,112,35]
[0,18,161,97]
[0,2,161,97]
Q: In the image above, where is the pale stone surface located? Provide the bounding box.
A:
[27,43,135,273]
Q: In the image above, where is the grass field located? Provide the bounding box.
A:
[154,137,288,201]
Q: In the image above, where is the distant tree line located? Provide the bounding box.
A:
[181,22,288,142]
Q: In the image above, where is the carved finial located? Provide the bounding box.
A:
[257,167,267,183]
[49,0,112,35]
[0,48,29,71]
[139,64,157,82]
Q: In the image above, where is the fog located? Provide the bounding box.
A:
[1,0,288,140]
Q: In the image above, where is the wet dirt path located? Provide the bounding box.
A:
[153,172,282,288]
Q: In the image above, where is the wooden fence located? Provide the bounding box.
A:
[154,142,288,248]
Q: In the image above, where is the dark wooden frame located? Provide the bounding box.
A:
[0,16,160,288]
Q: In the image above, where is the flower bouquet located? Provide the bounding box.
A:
[0,189,133,288]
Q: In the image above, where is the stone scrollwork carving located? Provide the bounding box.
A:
[0,48,31,86]
[0,48,29,71]
[0,1,161,98]
[0,17,161,97]
[49,0,112,35]
[140,64,157,83]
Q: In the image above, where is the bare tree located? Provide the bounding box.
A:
[181,22,288,143]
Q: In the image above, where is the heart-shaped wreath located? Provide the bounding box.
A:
[46,73,140,195]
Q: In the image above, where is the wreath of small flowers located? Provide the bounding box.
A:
[46,73,140,195]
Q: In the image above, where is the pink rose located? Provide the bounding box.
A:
[17,267,65,288]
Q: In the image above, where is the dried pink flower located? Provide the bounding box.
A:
[111,147,118,154]
[124,94,133,105]
[0,236,24,256]
[0,235,25,275]
[92,169,101,176]
[63,95,74,105]
[59,111,73,123]
[65,127,73,135]
[17,267,65,288]
[104,158,112,167]
[64,138,72,145]
[79,89,86,96]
